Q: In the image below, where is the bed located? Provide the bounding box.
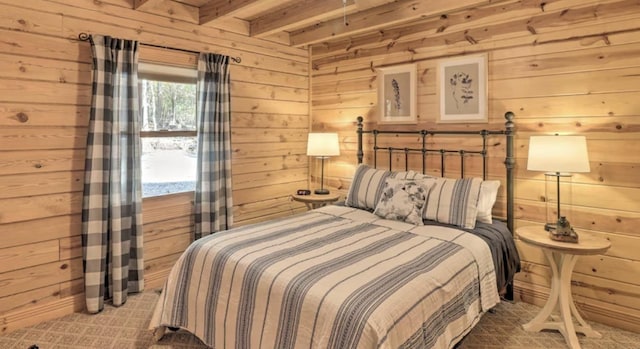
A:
[149,112,520,349]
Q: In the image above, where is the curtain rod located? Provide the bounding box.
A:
[77,32,242,64]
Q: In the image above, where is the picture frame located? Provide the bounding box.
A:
[437,54,488,123]
[377,64,417,124]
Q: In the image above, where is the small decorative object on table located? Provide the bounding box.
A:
[550,216,579,243]
[296,189,311,195]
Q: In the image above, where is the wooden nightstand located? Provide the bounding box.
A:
[291,193,340,210]
[516,226,611,349]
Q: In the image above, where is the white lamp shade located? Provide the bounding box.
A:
[307,133,340,157]
[527,135,590,173]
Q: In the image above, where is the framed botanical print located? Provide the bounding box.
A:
[377,64,417,124]
[437,54,488,123]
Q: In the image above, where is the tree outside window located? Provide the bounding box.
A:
[138,74,197,198]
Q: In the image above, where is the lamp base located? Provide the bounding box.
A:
[314,188,330,195]
[547,216,579,243]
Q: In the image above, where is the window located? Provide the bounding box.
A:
[138,63,197,198]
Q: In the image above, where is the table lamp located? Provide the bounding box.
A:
[307,133,340,195]
[527,135,590,243]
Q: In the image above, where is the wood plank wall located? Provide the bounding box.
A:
[310,0,640,332]
[0,0,309,333]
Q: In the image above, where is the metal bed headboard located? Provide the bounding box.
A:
[356,111,515,233]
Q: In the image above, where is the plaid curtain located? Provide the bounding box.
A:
[194,53,233,239]
[82,35,144,314]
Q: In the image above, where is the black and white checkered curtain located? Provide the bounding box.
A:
[82,35,144,313]
[194,53,233,239]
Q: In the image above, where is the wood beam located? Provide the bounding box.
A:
[250,0,400,38]
[354,0,399,8]
[199,0,264,25]
[289,0,511,47]
[133,0,159,10]
[250,0,357,38]
[310,0,527,60]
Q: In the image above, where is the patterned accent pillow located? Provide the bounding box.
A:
[373,178,436,225]
[423,177,483,229]
[345,164,420,211]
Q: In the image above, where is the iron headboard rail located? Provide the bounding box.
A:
[356,111,515,233]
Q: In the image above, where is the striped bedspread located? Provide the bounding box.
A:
[149,205,500,349]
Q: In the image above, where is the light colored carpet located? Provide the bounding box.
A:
[1,290,639,349]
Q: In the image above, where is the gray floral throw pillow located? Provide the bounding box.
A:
[373,178,436,225]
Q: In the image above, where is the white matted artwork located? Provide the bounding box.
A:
[437,54,488,123]
[377,64,417,124]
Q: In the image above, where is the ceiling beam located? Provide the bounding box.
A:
[289,0,511,47]
[250,0,399,38]
[354,0,400,8]
[250,0,358,38]
[310,0,529,60]
[133,0,160,10]
[199,0,265,25]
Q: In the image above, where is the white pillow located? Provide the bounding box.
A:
[477,180,501,224]
[423,177,483,229]
[373,178,436,225]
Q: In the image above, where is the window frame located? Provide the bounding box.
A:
[138,62,198,198]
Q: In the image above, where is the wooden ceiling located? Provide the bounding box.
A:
[133,0,510,48]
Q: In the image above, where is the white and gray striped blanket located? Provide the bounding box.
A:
[150,205,500,349]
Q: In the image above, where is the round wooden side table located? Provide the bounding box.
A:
[291,193,340,210]
[516,226,611,349]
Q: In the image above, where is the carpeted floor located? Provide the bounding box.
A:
[1,290,639,349]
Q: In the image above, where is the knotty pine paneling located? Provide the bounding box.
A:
[0,259,83,301]
[0,0,309,334]
[143,216,193,241]
[0,126,87,151]
[0,53,92,85]
[310,0,640,332]
[143,252,185,290]
[0,149,85,176]
[0,215,80,250]
[141,193,194,290]
[0,284,60,315]
[0,240,60,274]
[233,196,309,225]
[0,104,90,128]
[0,171,83,199]
[0,193,82,225]
[145,234,192,261]
[516,202,640,236]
